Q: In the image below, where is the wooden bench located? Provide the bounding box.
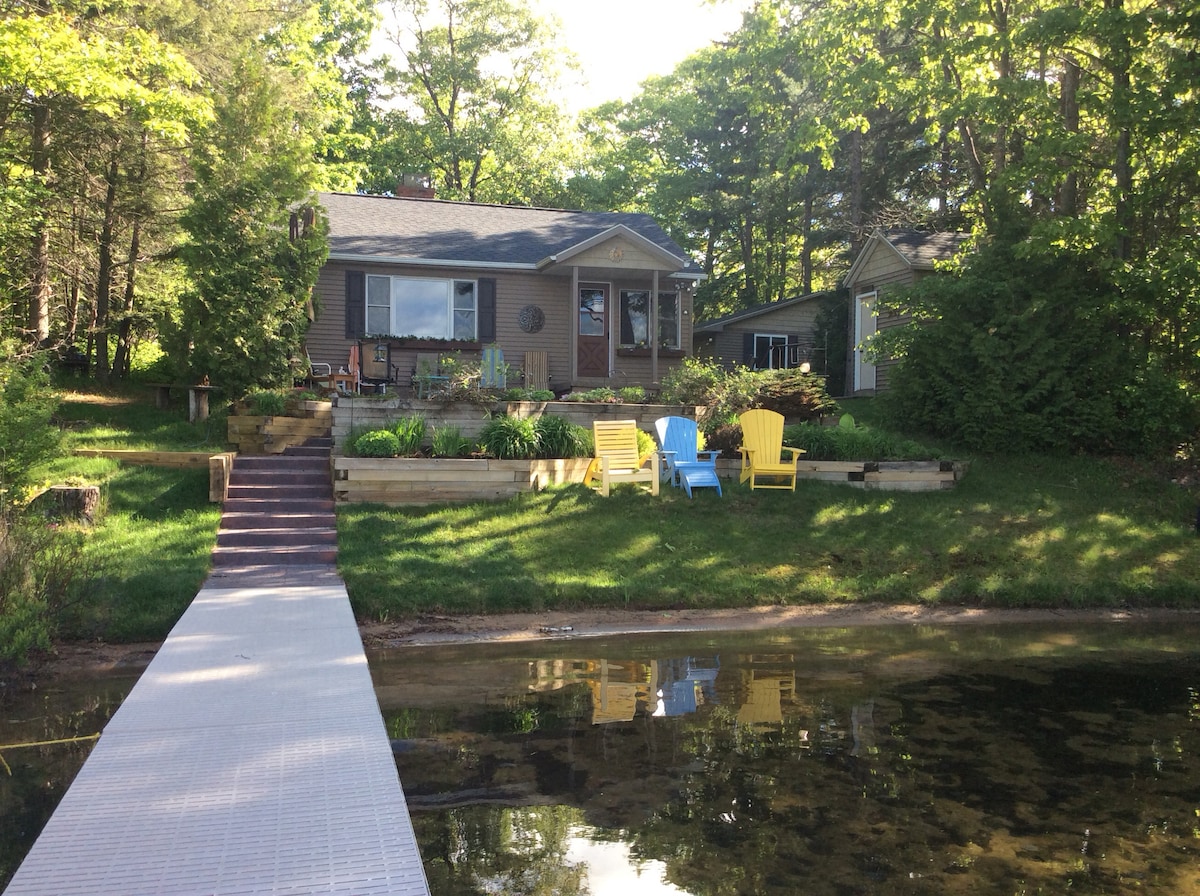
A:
[147,383,217,423]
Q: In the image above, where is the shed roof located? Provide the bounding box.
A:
[843,229,970,286]
[318,192,703,276]
[694,291,834,334]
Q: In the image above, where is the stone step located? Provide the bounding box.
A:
[228,469,331,487]
[220,511,335,530]
[222,497,335,514]
[226,484,332,501]
[216,527,337,548]
[211,544,338,566]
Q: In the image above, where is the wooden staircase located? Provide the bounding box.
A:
[206,438,341,588]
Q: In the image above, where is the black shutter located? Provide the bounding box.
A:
[345,270,365,338]
[477,278,496,342]
[742,333,755,365]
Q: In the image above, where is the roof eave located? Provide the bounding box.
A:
[327,252,538,271]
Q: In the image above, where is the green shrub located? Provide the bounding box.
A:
[783,421,939,461]
[0,350,61,506]
[477,415,539,459]
[755,368,840,421]
[431,425,470,458]
[499,387,555,402]
[563,387,619,403]
[705,424,743,456]
[533,415,590,458]
[659,356,725,406]
[392,415,427,456]
[636,428,656,459]
[355,430,400,457]
[246,390,287,416]
[618,386,647,403]
[0,512,89,668]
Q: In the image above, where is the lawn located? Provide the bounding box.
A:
[338,452,1200,620]
[37,385,1200,644]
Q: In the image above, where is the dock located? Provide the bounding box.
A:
[4,576,431,895]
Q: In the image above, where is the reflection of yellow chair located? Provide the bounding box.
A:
[738,409,804,491]
[583,419,659,497]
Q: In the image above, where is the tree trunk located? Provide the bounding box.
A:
[94,154,120,383]
[1058,53,1081,217]
[29,102,51,345]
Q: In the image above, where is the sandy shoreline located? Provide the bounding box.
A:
[26,603,1200,683]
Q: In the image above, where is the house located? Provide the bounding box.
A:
[843,229,969,394]
[306,188,704,394]
[693,291,840,375]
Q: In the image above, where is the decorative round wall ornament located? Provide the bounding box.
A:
[518,304,545,333]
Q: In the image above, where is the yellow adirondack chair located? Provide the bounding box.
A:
[583,419,660,497]
[738,409,805,491]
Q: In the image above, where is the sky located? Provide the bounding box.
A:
[530,0,746,112]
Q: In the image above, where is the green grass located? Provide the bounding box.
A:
[338,453,1200,620]
[54,384,230,453]
[31,386,223,644]
[31,387,1200,644]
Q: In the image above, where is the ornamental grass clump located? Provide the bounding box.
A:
[391,415,426,456]
[431,425,470,458]
[532,415,590,458]
[477,415,539,459]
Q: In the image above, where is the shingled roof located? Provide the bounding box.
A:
[883,230,971,269]
[318,192,702,274]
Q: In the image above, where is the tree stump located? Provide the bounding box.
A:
[39,485,101,524]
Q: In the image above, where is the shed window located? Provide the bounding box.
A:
[753,334,788,369]
[365,275,477,340]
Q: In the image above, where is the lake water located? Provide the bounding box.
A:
[5,620,1200,894]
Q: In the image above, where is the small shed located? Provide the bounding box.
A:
[693,291,837,374]
[843,229,969,394]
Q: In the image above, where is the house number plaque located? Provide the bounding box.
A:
[518,304,545,333]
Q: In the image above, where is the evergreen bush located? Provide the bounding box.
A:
[355,430,400,457]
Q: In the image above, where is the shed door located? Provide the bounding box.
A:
[578,284,609,378]
[853,291,877,392]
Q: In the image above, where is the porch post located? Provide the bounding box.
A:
[570,266,579,382]
[650,270,660,384]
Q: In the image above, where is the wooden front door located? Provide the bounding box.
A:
[577,284,608,378]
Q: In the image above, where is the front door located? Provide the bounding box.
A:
[578,284,608,378]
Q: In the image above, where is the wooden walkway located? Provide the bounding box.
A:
[4,576,431,896]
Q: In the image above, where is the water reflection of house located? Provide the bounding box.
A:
[653,657,720,717]
[736,662,798,727]
[586,659,647,724]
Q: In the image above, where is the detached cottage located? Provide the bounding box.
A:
[306,188,704,394]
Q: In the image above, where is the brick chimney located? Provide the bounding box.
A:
[396,173,435,199]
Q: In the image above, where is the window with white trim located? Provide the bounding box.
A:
[620,289,681,349]
[365,275,477,340]
[753,334,787,369]
[658,291,680,350]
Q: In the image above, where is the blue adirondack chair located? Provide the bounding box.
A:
[654,416,722,498]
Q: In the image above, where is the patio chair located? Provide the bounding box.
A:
[654,416,722,498]
[583,419,659,497]
[523,351,550,391]
[412,352,449,398]
[737,408,804,491]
